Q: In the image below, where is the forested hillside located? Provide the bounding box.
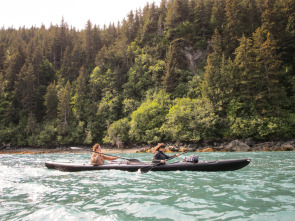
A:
[0,0,295,147]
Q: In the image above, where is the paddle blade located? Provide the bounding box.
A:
[139,166,153,173]
[127,159,141,163]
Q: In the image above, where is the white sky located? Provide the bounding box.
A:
[1,0,162,30]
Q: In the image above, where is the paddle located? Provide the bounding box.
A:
[139,151,190,173]
[70,147,141,162]
[92,151,141,163]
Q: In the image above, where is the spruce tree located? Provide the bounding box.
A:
[73,66,88,121]
[162,43,177,93]
[165,0,189,31]
[57,81,71,135]
[211,0,226,32]
[44,82,58,120]
[251,29,287,115]
[233,34,255,101]
[15,64,38,115]
[202,29,223,105]
[202,29,233,116]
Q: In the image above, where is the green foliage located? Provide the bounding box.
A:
[161,97,218,142]
[35,122,58,146]
[165,0,189,32]
[72,67,89,121]
[103,118,130,144]
[122,98,140,117]
[225,116,261,139]
[0,0,295,146]
[232,28,288,116]
[71,121,86,144]
[226,114,295,139]
[44,82,58,120]
[39,59,56,89]
[15,116,28,146]
[90,66,115,97]
[226,97,257,118]
[123,51,154,100]
[129,90,171,143]
[97,91,121,123]
[57,81,71,135]
[0,123,17,144]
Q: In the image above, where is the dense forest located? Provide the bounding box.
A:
[0,0,295,147]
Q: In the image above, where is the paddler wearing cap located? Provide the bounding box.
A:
[152,143,180,164]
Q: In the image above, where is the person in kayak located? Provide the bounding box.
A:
[152,143,179,164]
[90,144,120,165]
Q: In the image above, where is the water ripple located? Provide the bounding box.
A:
[1,152,295,220]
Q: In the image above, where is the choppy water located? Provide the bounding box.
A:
[1,151,295,221]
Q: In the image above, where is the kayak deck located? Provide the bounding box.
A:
[45,159,251,172]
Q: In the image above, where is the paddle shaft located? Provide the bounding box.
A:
[140,151,190,173]
[92,151,140,162]
[158,150,189,162]
[71,147,141,162]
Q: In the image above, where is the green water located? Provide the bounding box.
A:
[1,152,295,221]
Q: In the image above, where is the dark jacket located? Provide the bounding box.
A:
[152,151,175,164]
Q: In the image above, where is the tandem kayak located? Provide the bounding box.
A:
[45,158,251,172]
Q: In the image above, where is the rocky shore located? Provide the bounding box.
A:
[1,139,295,154]
[137,138,295,153]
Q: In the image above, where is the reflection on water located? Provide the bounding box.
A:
[1,152,295,220]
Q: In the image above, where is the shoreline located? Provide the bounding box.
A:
[1,138,295,154]
[0,138,295,154]
[0,147,141,155]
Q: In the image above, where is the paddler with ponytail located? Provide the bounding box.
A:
[152,143,179,164]
[90,144,120,165]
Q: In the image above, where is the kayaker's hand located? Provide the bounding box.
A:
[175,154,180,157]
[161,160,165,163]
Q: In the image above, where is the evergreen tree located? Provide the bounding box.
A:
[141,3,159,44]
[251,28,287,115]
[71,41,84,75]
[165,0,189,39]
[0,43,5,71]
[224,0,259,55]
[210,0,226,31]
[284,0,295,66]
[73,66,89,121]
[162,43,177,93]
[83,20,101,70]
[26,111,38,135]
[233,27,287,116]
[162,38,190,95]
[60,45,74,82]
[57,81,71,135]
[39,59,56,94]
[44,82,58,120]
[157,0,168,35]
[5,38,27,91]
[59,17,69,67]
[261,0,276,34]
[202,29,223,107]
[0,72,4,96]
[194,0,212,39]
[233,34,255,102]
[123,50,154,100]
[15,64,39,115]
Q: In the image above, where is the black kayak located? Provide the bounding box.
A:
[45,158,251,172]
